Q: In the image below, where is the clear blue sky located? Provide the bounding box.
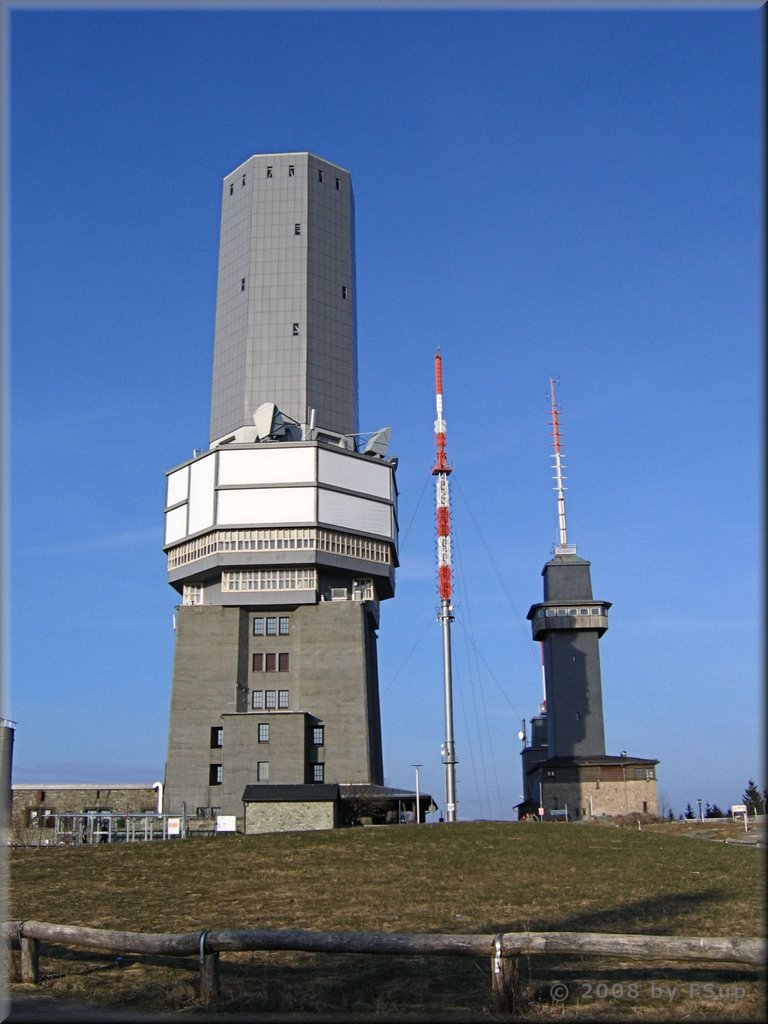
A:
[4,3,763,821]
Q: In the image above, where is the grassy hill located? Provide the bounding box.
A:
[6,820,766,1019]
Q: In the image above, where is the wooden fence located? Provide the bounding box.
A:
[4,919,765,1015]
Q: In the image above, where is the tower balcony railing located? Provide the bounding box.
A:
[167,527,393,572]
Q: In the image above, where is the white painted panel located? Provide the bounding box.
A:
[216,487,316,525]
[318,490,393,539]
[318,448,391,499]
[165,504,188,545]
[188,454,216,533]
[166,465,189,507]
[218,446,316,486]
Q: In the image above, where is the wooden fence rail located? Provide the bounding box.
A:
[4,920,765,1015]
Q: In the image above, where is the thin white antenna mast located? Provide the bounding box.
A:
[549,377,576,555]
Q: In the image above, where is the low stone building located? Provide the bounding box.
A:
[520,754,659,820]
[11,783,159,842]
[242,782,436,834]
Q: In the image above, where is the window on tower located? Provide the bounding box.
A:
[295,223,301,235]
[292,323,300,336]
[266,166,272,177]
[258,723,269,743]
[313,764,325,783]
[209,764,222,785]
[210,727,223,749]
[288,165,295,176]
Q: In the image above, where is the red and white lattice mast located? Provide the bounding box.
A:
[432,352,457,822]
[549,377,576,555]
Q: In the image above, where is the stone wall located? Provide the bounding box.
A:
[11,784,158,842]
[244,799,337,834]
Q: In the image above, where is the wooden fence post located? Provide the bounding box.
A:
[20,936,40,983]
[490,933,521,1015]
[198,931,220,1003]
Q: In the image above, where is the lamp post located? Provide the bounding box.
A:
[412,764,422,824]
[697,798,703,822]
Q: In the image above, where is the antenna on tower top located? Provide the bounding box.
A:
[432,351,457,823]
[549,377,576,555]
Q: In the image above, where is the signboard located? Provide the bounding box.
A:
[167,818,181,836]
[216,815,237,833]
[731,804,747,815]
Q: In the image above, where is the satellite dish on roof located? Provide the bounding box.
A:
[362,427,391,457]
[253,402,301,441]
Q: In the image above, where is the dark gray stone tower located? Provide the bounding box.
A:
[517,380,658,821]
[527,554,610,758]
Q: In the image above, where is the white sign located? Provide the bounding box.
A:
[216,815,237,833]
[731,804,748,815]
[167,818,181,835]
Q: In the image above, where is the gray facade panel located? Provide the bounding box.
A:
[210,153,357,443]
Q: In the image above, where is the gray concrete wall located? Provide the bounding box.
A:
[164,599,384,817]
[163,605,249,815]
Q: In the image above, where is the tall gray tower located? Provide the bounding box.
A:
[517,380,658,821]
[528,554,610,758]
[162,154,399,827]
[209,152,357,443]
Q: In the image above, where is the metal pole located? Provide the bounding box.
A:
[697,798,703,822]
[440,599,457,822]
[412,764,423,823]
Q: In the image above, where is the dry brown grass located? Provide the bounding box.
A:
[5,820,766,1019]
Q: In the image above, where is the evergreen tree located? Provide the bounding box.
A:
[706,803,724,818]
[684,803,695,819]
[743,780,762,814]
[667,808,674,821]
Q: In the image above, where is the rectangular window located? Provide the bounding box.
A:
[342,286,348,299]
[265,690,277,709]
[252,690,264,709]
[313,726,324,746]
[241,278,246,291]
[288,164,295,177]
[278,652,290,672]
[266,616,277,636]
[335,177,340,190]
[265,653,277,672]
[313,763,325,783]
[253,617,265,636]
[242,174,246,185]
[210,727,223,748]
[278,689,289,709]
[209,764,222,785]
[294,223,301,235]
[278,616,290,635]
[266,166,272,178]
[292,323,299,336]
[318,169,324,182]
[257,761,269,782]
[258,723,269,743]
[252,653,264,672]
[229,183,234,195]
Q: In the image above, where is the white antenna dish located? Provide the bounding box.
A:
[362,427,391,457]
[253,402,301,441]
